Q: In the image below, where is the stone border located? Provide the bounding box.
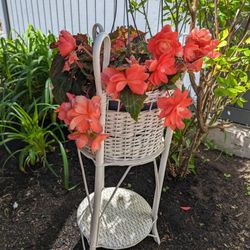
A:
[208,123,250,159]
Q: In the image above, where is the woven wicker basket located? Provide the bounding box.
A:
[82,90,168,165]
[81,29,170,166]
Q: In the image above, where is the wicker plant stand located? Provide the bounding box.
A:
[77,24,175,250]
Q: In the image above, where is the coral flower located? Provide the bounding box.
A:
[68,132,89,149]
[63,51,79,71]
[186,28,219,51]
[89,134,109,153]
[55,31,77,57]
[183,28,220,72]
[101,67,120,99]
[147,54,177,86]
[55,102,72,125]
[157,89,192,130]
[68,96,102,133]
[68,132,109,153]
[147,25,183,59]
[102,64,149,98]
[56,93,108,154]
[55,92,76,125]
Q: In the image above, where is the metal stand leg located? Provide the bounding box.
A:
[151,128,173,244]
[80,232,86,250]
[89,164,105,250]
[88,32,110,249]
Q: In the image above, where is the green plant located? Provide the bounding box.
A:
[167,0,250,176]
[224,172,231,179]
[129,0,250,177]
[0,102,70,189]
[246,183,250,196]
[50,33,94,104]
[0,25,56,109]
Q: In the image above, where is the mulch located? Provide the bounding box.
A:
[0,142,249,250]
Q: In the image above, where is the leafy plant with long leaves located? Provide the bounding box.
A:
[0,25,56,109]
[0,102,70,189]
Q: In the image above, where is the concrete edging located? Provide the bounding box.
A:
[208,123,250,159]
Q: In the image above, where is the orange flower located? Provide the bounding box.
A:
[157,89,192,130]
[56,93,108,154]
[68,132,89,149]
[186,28,217,49]
[102,64,149,98]
[183,28,220,72]
[89,134,109,153]
[68,132,109,153]
[101,67,121,99]
[63,51,79,71]
[55,92,76,125]
[55,31,77,57]
[68,96,102,133]
[147,25,183,59]
[147,54,177,86]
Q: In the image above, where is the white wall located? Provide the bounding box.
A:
[0,0,6,37]
[1,0,164,36]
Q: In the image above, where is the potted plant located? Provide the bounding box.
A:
[49,20,220,250]
[50,24,219,160]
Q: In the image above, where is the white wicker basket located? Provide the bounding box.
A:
[82,90,168,165]
[80,27,171,166]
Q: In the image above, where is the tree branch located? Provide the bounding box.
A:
[186,0,198,31]
[214,0,219,38]
[188,72,198,95]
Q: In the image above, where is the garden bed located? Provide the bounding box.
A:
[0,143,249,250]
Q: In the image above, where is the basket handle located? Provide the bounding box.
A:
[92,32,111,96]
[92,23,104,42]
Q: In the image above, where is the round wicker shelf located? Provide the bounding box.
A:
[77,187,153,249]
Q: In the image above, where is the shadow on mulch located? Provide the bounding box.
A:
[0,142,249,250]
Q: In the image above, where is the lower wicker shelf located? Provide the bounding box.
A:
[77,187,153,249]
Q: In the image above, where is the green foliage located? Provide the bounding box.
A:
[208,27,250,108]
[224,172,231,179]
[0,25,56,108]
[246,183,250,196]
[0,102,70,189]
[50,34,95,104]
[160,1,250,176]
[50,53,94,104]
[163,0,190,32]
[198,0,250,39]
[119,87,147,121]
[203,138,217,151]
[128,0,152,36]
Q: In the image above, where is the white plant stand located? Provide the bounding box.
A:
[77,24,175,250]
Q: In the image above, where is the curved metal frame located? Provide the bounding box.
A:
[77,24,175,250]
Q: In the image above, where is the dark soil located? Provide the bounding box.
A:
[0,143,249,250]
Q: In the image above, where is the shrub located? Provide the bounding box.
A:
[130,0,250,176]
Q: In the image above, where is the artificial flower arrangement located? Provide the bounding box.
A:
[50,25,219,153]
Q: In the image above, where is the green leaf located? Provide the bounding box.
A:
[243,50,250,56]
[218,40,227,48]
[168,73,181,85]
[217,76,227,86]
[119,87,147,122]
[245,36,250,44]
[214,87,226,97]
[219,29,229,41]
